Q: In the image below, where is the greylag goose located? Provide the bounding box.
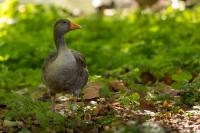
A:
[42,19,88,111]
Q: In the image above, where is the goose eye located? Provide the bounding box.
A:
[63,21,67,24]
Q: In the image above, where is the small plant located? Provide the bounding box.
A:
[119,93,140,106]
[172,75,200,106]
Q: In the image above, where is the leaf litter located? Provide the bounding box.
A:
[0,80,199,133]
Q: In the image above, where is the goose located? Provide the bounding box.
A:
[42,19,88,111]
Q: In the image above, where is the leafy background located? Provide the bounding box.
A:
[0,0,200,132]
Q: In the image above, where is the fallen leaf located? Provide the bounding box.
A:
[162,73,175,85]
[33,119,40,125]
[83,82,102,100]
[163,100,169,108]
[3,120,23,127]
[83,113,91,121]
[160,85,179,96]
[140,71,156,84]
[94,104,104,115]
[109,80,125,91]
[140,98,157,112]
[197,119,200,124]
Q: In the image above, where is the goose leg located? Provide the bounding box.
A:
[73,90,80,103]
[72,96,78,103]
[51,95,56,112]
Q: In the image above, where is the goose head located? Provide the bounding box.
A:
[54,19,81,35]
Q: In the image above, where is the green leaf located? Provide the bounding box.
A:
[129,93,140,101]
[172,72,192,82]
[100,87,112,97]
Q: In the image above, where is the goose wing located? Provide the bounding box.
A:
[71,50,88,91]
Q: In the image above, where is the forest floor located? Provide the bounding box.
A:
[53,82,200,133]
[1,80,199,133]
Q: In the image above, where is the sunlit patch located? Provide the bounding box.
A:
[143,110,156,116]
[92,0,102,8]
[0,17,15,25]
[90,100,97,105]
[57,95,70,101]
[84,105,92,111]
[18,4,26,13]
[133,68,140,73]
[161,15,167,20]
[1,1,9,11]
[90,75,102,81]
[150,26,159,32]
[104,9,115,16]
[171,0,185,10]
[72,8,81,17]
[121,46,129,53]
[0,55,9,62]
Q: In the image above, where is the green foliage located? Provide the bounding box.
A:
[0,65,40,91]
[1,92,65,131]
[1,0,200,131]
[100,86,112,97]
[94,115,117,126]
[172,75,200,106]
[119,93,140,106]
[1,1,200,91]
[18,128,31,133]
[180,77,200,106]
[117,121,165,133]
[172,72,192,82]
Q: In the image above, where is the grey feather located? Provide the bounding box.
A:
[42,49,88,96]
[42,19,88,97]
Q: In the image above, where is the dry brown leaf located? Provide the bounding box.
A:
[140,98,157,112]
[163,100,169,108]
[197,119,200,124]
[140,71,156,84]
[83,82,102,100]
[161,85,178,96]
[109,80,125,91]
[94,104,104,115]
[83,113,91,121]
[162,73,175,85]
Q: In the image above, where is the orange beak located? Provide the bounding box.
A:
[70,22,81,30]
